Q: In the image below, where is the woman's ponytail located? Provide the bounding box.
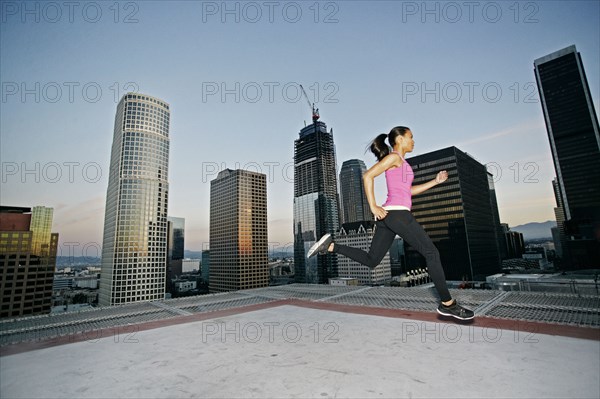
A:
[367,126,410,161]
[370,133,390,161]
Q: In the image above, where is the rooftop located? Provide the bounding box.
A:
[1,284,599,398]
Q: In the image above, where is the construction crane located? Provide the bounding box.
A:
[299,84,319,123]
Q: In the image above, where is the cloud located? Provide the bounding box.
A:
[53,196,105,249]
[54,196,105,227]
[457,119,545,147]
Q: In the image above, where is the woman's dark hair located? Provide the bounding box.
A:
[368,126,410,161]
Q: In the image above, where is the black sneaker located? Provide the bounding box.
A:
[437,300,475,320]
[307,234,333,258]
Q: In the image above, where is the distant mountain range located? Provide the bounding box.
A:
[56,256,101,267]
[184,250,203,259]
[511,220,557,240]
[56,220,557,264]
[184,247,294,259]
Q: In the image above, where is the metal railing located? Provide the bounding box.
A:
[490,280,599,295]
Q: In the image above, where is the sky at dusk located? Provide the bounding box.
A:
[1,0,599,255]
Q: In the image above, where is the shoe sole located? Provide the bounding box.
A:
[307,234,331,258]
[436,308,475,320]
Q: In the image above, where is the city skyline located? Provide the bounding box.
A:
[1,1,599,252]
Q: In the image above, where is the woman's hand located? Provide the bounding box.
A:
[435,170,448,184]
[371,205,388,220]
[412,170,449,196]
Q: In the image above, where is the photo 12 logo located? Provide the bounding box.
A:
[486,161,540,184]
[2,162,103,184]
[1,82,140,104]
[73,325,140,344]
[201,1,340,24]
[401,321,539,344]
[201,321,340,344]
[201,81,339,104]
[401,81,539,104]
[1,1,140,24]
[58,241,102,262]
[201,161,294,183]
[400,1,540,24]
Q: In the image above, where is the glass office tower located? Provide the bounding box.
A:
[209,169,268,293]
[534,45,600,269]
[339,159,373,224]
[293,121,340,284]
[166,216,185,293]
[167,217,185,262]
[408,147,501,281]
[99,93,170,306]
[30,206,53,257]
[0,206,58,317]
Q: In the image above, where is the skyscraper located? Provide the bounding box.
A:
[0,206,58,318]
[30,206,53,257]
[167,217,185,262]
[166,216,185,293]
[99,93,170,306]
[552,178,567,260]
[534,45,600,269]
[500,223,525,260]
[209,169,268,293]
[408,147,501,281]
[488,174,507,261]
[339,159,373,224]
[388,237,405,277]
[201,250,210,285]
[293,120,340,284]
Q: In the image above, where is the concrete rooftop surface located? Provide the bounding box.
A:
[1,284,599,399]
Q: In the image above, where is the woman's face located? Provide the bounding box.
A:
[401,130,415,153]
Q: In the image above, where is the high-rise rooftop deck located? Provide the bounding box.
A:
[1,284,598,398]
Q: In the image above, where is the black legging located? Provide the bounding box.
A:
[333,210,452,302]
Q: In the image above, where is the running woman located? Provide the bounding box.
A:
[307,126,474,320]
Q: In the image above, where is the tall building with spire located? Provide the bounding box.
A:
[209,169,268,293]
[339,159,373,224]
[99,93,170,306]
[534,45,600,269]
[293,118,340,284]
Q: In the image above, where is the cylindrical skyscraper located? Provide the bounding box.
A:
[99,93,170,306]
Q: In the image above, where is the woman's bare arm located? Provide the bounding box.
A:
[363,153,402,220]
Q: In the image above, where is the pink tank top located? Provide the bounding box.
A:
[382,152,414,209]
